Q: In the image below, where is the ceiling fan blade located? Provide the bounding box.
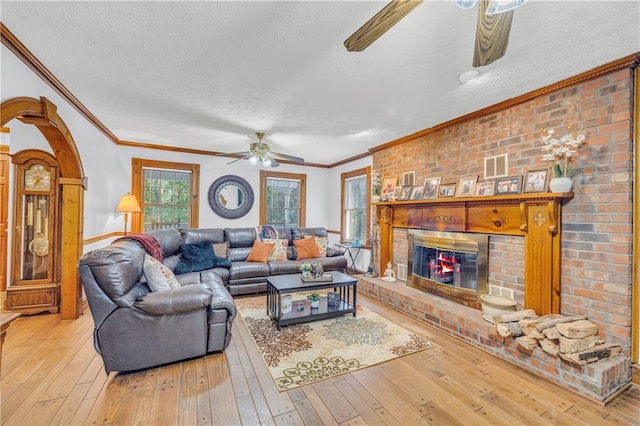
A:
[270,159,280,168]
[226,155,251,165]
[473,0,514,67]
[272,152,305,163]
[344,0,424,52]
[216,151,251,157]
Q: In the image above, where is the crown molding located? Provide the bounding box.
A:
[1,23,120,145]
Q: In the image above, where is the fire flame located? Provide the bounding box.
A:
[437,253,456,273]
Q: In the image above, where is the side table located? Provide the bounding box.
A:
[337,242,361,274]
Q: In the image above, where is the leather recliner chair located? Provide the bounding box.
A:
[77,228,236,374]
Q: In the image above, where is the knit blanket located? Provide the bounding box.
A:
[117,233,163,262]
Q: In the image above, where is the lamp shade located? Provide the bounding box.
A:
[117,193,141,213]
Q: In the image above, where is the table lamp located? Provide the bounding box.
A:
[116,193,141,236]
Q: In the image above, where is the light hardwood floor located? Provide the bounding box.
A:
[1,294,639,425]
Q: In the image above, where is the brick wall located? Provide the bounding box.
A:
[373,68,634,354]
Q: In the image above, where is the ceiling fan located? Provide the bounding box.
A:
[344,0,528,67]
[222,132,305,168]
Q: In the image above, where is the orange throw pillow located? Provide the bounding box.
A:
[246,240,275,263]
[294,236,320,260]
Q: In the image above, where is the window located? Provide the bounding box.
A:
[341,167,370,244]
[131,159,199,232]
[260,171,306,227]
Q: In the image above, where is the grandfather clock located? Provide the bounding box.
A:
[7,150,60,314]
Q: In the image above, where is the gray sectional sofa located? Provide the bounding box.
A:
[182,226,347,295]
[77,226,347,373]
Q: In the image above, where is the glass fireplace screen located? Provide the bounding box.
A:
[412,246,478,290]
[407,230,488,307]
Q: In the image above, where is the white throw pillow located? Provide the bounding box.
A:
[143,254,181,292]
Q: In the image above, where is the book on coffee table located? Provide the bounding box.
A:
[301,274,334,283]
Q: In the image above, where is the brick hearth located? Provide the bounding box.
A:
[357,275,631,403]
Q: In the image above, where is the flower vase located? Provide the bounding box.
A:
[549,177,573,193]
[310,300,319,309]
[371,195,381,203]
[302,271,311,279]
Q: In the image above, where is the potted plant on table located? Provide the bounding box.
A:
[307,292,321,309]
[299,262,313,278]
[540,127,586,193]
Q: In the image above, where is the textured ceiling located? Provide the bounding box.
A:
[2,1,639,165]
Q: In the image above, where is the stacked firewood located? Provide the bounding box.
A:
[488,310,621,366]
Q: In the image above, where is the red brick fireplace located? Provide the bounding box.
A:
[366,55,637,401]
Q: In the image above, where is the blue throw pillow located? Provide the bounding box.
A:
[212,255,232,269]
[174,241,215,275]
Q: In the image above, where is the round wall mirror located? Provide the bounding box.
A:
[208,175,254,219]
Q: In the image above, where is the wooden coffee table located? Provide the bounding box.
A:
[266,271,357,330]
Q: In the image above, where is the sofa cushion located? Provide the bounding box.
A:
[144,254,181,292]
[225,227,258,261]
[263,238,288,261]
[163,254,181,271]
[293,237,320,260]
[268,260,305,275]
[246,240,275,263]
[146,228,184,257]
[229,261,271,280]
[180,227,225,245]
[291,227,329,240]
[134,284,212,314]
[326,246,345,257]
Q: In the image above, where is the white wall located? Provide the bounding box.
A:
[1,44,370,281]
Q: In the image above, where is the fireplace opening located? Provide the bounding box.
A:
[407,230,488,308]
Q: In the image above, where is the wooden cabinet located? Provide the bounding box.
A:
[6,150,60,314]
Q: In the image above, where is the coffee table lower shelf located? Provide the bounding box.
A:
[265,272,357,331]
[271,298,355,330]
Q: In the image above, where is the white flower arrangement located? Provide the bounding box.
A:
[540,128,586,178]
[371,170,381,196]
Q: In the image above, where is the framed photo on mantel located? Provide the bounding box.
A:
[423,177,441,199]
[475,180,496,196]
[438,183,456,197]
[523,169,549,193]
[455,176,478,197]
[495,175,523,195]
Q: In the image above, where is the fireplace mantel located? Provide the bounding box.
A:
[375,193,574,315]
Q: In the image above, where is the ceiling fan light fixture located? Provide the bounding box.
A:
[485,0,528,15]
[248,155,259,166]
[450,0,477,10]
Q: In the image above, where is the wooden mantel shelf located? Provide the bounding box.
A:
[374,192,574,206]
[374,192,574,315]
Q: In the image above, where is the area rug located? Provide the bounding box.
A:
[236,294,436,391]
